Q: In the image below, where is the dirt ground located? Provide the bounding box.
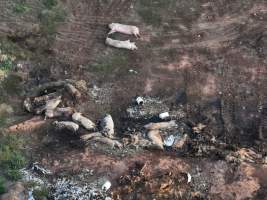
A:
[0,0,267,199]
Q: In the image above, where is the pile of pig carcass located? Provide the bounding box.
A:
[23,80,123,148]
[105,23,140,50]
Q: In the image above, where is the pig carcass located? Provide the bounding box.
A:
[105,38,137,50]
[108,23,140,38]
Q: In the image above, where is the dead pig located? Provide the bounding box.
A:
[147,130,164,150]
[72,112,96,131]
[105,38,137,50]
[100,114,115,138]
[54,121,79,133]
[144,120,176,130]
[108,23,140,38]
[44,96,62,118]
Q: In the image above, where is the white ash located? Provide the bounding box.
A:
[52,178,111,200]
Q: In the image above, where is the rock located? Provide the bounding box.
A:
[72,112,95,131]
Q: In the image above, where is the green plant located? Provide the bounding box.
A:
[43,0,57,9]
[33,187,49,200]
[137,9,162,26]
[0,134,27,181]
[137,0,175,26]
[6,169,22,181]
[0,57,13,71]
[13,2,30,13]
[90,52,129,76]
[2,74,23,95]
[0,176,5,194]
[39,7,66,35]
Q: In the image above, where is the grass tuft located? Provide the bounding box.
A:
[0,134,27,181]
[90,51,129,77]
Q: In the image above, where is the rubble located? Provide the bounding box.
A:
[187,173,192,183]
[102,180,111,191]
[135,96,144,105]
[31,162,52,175]
[159,112,170,120]
[163,134,175,147]
[127,97,173,119]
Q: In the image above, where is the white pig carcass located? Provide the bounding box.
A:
[105,38,137,50]
[108,23,140,37]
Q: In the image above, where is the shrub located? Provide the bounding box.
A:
[13,2,30,13]
[43,0,57,9]
[0,134,27,181]
[0,176,5,194]
[33,187,49,200]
